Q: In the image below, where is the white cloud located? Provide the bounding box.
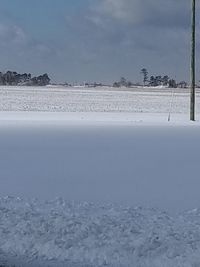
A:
[99,0,134,21]
[92,0,137,23]
[0,23,27,46]
[13,26,27,44]
[92,0,191,29]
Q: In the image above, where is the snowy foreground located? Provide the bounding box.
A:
[1,197,200,267]
[0,86,200,266]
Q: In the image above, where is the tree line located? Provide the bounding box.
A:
[0,71,50,86]
[140,68,187,88]
[113,69,187,88]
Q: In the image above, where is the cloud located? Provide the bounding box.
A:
[86,0,191,55]
[0,23,27,46]
[0,20,57,80]
[93,0,140,23]
[91,0,191,29]
[0,1,197,82]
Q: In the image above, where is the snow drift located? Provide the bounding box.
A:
[1,197,200,267]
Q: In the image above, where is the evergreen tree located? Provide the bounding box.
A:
[141,68,148,86]
[120,77,127,87]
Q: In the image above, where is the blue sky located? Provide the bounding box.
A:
[0,0,199,83]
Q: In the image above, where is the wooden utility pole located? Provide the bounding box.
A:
[190,0,196,121]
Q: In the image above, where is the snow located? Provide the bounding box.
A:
[1,124,200,214]
[0,85,199,114]
[1,197,200,267]
[0,111,198,126]
[0,86,200,266]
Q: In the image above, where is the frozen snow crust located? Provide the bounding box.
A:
[1,197,200,267]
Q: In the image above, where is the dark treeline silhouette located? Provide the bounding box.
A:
[0,71,50,86]
[140,68,187,88]
[113,69,188,88]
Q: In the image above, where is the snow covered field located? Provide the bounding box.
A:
[0,86,200,266]
[0,85,199,114]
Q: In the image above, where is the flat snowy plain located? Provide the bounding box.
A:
[0,86,200,267]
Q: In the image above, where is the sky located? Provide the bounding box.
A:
[0,0,199,83]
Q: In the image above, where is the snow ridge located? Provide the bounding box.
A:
[0,197,200,267]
